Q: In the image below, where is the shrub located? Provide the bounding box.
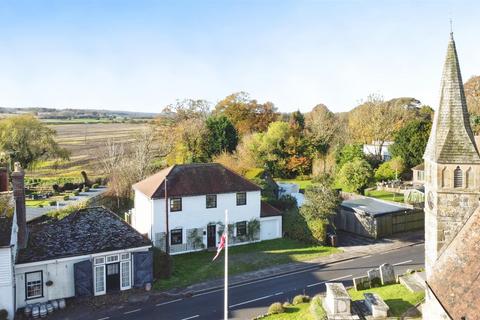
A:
[282,301,292,308]
[309,295,327,320]
[0,309,8,320]
[268,195,297,211]
[83,187,90,192]
[49,201,57,206]
[267,302,284,315]
[292,294,309,305]
[92,183,99,188]
[38,204,44,208]
[63,195,70,201]
[73,190,79,196]
[153,247,173,279]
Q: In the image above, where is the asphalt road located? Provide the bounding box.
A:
[92,243,424,320]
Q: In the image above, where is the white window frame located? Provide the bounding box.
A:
[94,265,106,296]
[94,257,105,265]
[120,260,132,290]
[106,254,119,263]
[121,253,130,261]
[25,271,43,300]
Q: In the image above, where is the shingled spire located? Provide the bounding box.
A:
[424,33,480,163]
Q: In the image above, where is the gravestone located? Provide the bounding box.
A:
[353,276,371,291]
[324,282,352,316]
[367,268,381,287]
[364,292,389,318]
[379,263,396,285]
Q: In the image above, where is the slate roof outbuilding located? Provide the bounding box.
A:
[133,163,261,199]
[341,197,411,217]
[16,207,151,264]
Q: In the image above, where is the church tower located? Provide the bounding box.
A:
[423,32,480,278]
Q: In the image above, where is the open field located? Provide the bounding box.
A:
[28,122,149,180]
[365,189,405,203]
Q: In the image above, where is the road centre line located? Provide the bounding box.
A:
[123,308,141,315]
[274,291,283,295]
[393,260,413,266]
[180,315,200,320]
[229,294,274,308]
[97,317,110,320]
[307,274,353,288]
[156,298,183,306]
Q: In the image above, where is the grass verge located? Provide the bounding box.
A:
[154,238,341,291]
[365,189,404,203]
[262,303,313,320]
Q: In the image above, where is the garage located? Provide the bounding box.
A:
[260,201,283,240]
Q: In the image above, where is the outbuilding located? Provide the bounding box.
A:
[335,197,423,239]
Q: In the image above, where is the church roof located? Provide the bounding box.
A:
[423,33,480,164]
[427,204,480,319]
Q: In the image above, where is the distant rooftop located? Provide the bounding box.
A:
[341,197,411,217]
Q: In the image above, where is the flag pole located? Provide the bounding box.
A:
[224,209,229,320]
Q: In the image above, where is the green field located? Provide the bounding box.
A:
[155,238,341,291]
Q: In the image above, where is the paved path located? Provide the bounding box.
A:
[52,242,425,320]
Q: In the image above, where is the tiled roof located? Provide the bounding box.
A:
[260,201,282,217]
[427,206,480,319]
[411,163,424,171]
[133,163,261,199]
[16,207,151,264]
[423,33,480,164]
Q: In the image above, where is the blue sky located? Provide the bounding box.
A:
[0,0,479,113]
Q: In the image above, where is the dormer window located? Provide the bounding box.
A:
[454,166,463,188]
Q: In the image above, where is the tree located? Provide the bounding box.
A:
[300,182,341,243]
[167,118,209,164]
[335,144,365,168]
[336,158,372,193]
[0,114,69,169]
[464,75,480,117]
[289,110,305,133]
[374,157,405,181]
[305,104,340,172]
[214,92,278,135]
[390,119,432,168]
[348,95,417,159]
[205,115,238,157]
[160,99,210,123]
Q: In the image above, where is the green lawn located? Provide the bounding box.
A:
[348,284,425,316]
[365,189,404,203]
[155,238,341,291]
[276,179,313,190]
[262,303,314,320]
[25,199,54,207]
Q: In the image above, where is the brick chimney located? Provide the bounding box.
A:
[12,162,27,249]
[0,166,8,192]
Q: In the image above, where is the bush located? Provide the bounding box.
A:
[63,195,70,201]
[49,201,57,206]
[282,301,292,308]
[292,294,310,305]
[92,183,100,188]
[0,309,8,320]
[73,190,80,196]
[309,295,327,320]
[83,187,90,192]
[153,247,173,279]
[268,195,297,211]
[267,302,284,315]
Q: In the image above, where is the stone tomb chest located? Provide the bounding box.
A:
[324,282,352,316]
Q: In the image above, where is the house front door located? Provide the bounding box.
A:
[106,263,120,292]
[207,225,216,248]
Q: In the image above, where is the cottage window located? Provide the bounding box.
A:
[171,229,183,245]
[206,194,217,208]
[106,255,119,263]
[25,271,43,300]
[94,257,105,265]
[94,265,106,295]
[236,192,247,206]
[121,253,130,261]
[236,221,247,237]
[454,166,463,188]
[120,260,131,290]
[170,198,182,212]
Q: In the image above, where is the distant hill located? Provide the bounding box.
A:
[0,107,158,120]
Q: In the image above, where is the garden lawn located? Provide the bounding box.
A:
[365,189,404,203]
[276,179,313,191]
[348,284,425,316]
[154,238,341,291]
[262,303,314,320]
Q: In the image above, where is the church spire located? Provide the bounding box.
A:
[423,33,480,163]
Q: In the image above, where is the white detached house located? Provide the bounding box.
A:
[132,163,283,254]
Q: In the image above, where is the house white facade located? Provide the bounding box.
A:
[363,141,393,161]
[132,163,283,254]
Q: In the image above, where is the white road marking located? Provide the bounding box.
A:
[123,308,141,315]
[274,291,283,295]
[156,298,183,306]
[229,294,273,308]
[97,317,110,320]
[307,274,353,288]
[361,255,372,258]
[393,260,413,266]
[180,315,200,320]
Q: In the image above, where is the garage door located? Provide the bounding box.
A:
[260,218,281,240]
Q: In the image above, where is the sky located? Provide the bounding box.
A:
[0,0,479,114]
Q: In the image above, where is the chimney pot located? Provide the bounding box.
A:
[12,162,27,249]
